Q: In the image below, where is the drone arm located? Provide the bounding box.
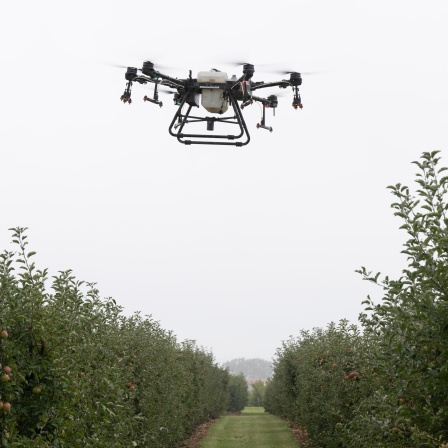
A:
[252,81,303,109]
[251,80,292,91]
[156,72,187,89]
[250,94,268,104]
[140,70,187,90]
[230,76,246,90]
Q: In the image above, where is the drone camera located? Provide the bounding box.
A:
[125,67,138,81]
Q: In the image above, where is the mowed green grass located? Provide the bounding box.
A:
[199,407,300,448]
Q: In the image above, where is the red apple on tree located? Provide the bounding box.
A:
[0,330,8,339]
[2,402,11,412]
[3,366,12,374]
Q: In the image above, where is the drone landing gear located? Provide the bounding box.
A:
[168,91,250,146]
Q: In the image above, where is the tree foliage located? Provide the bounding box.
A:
[264,320,372,447]
[350,150,448,446]
[248,380,266,407]
[227,374,248,413]
[265,151,448,447]
[0,228,230,447]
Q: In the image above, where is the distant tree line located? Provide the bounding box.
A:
[222,358,273,382]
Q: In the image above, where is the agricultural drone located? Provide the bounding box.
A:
[119,61,304,146]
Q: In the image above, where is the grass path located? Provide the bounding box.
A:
[198,407,301,448]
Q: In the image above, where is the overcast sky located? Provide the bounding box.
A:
[1,0,448,364]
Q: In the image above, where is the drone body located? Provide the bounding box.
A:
[120,62,303,146]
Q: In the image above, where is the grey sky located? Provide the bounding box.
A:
[1,0,448,363]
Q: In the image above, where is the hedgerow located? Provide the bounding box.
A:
[0,227,230,447]
[264,320,376,447]
[265,151,448,448]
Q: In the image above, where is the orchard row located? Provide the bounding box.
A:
[0,228,247,447]
[265,152,448,447]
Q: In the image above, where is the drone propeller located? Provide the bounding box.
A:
[266,90,289,97]
[272,69,325,75]
[108,61,175,72]
[232,62,254,66]
[223,60,325,75]
[224,60,274,68]
[107,63,139,70]
[142,61,175,71]
[158,87,177,95]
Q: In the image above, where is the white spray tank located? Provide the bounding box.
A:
[197,70,229,114]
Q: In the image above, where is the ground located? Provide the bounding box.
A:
[177,411,313,448]
[178,419,219,448]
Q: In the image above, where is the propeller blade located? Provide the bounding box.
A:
[273,91,289,97]
[141,85,178,94]
[142,60,176,71]
[223,61,274,69]
[106,63,142,71]
[272,69,325,75]
[259,90,289,98]
[159,88,177,95]
[219,61,320,76]
[106,61,175,72]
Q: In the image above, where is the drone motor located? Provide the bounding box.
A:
[289,72,302,86]
[242,64,255,81]
[125,67,138,81]
[142,61,155,76]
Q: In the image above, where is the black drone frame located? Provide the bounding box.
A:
[120,62,303,146]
